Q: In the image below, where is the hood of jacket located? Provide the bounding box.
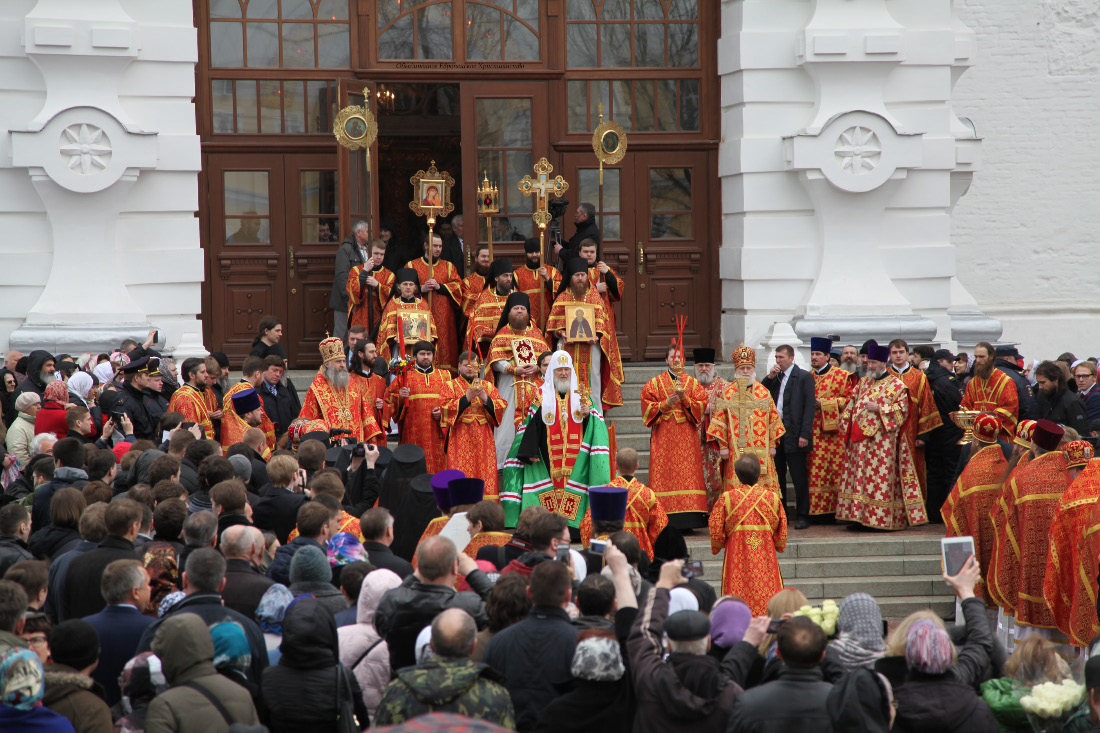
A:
[395,657,496,706]
[133,449,166,486]
[41,663,104,705]
[357,568,402,625]
[24,351,53,389]
[279,596,338,669]
[52,466,88,484]
[653,652,728,721]
[150,613,218,685]
[502,550,552,577]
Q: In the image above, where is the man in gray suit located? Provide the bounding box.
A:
[329,220,371,339]
[761,344,816,529]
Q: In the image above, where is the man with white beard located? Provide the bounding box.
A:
[835,343,928,530]
[693,348,728,510]
[501,350,610,530]
[487,291,550,468]
[839,344,862,376]
[299,335,383,444]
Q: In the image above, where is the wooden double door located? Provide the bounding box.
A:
[205,152,338,368]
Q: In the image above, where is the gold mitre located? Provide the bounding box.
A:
[731,344,756,369]
[319,332,345,363]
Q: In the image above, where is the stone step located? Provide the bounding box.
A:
[784,576,955,601]
[778,555,943,578]
[780,536,944,558]
[608,415,648,435]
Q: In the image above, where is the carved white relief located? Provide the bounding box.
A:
[834,126,880,175]
[59,123,112,175]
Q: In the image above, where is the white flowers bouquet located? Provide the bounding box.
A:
[1020,679,1085,733]
[793,600,839,637]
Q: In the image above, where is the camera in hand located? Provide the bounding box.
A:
[351,442,366,458]
[681,560,704,579]
[109,410,126,423]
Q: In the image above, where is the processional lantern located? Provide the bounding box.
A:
[477,171,500,260]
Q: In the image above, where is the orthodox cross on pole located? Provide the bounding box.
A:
[714,378,774,470]
[517,157,569,267]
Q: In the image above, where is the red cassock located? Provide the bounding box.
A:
[221,380,276,456]
[940,443,1009,604]
[578,476,668,561]
[440,375,507,502]
[513,264,560,333]
[988,450,1071,629]
[353,373,390,447]
[298,371,383,444]
[887,364,943,497]
[709,482,787,615]
[386,367,451,473]
[807,366,852,515]
[1044,458,1100,645]
[961,370,1020,442]
[168,384,216,440]
[641,370,709,521]
[698,376,729,510]
[346,265,394,332]
[407,257,462,375]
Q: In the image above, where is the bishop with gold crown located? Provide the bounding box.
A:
[298,334,384,444]
[706,345,785,495]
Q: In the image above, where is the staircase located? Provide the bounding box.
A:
[605,363,669,483]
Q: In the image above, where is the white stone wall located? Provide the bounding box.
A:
[0,0,203,356]
[952,0,1100,360]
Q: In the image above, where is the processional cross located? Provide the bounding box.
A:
[714,378,774,469]
[517,157,569,267]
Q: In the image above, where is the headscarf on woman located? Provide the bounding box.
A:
[93,361,116,386]
[68,371,94,404]
[905,618,955,675]
[0,368,17,427]
[709,598,752,650]
[830,592,886,670]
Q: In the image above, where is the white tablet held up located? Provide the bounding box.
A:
[941,535,975,577]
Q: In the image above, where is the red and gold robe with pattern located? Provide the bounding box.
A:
[375,297,436,363]
[354,373,390,447]
[460,272,488,318]
[514,264,560,332]
[836,374,927,530]
[940,442,1009,604]
[546,284,624,411]
[888,364,943,497]
[412,515,449,570]
[464,530,513,561]
[440,375,507,502]
[221,380,276,456]
[1045,458,1100,645]
[709,481,787,615]
[808,366,853,515]
[587,265,625,408]
[407,257,462,375]
[467,289,510,347]
[1069,471,1100,647]
[698,376,729,510]
[962,369,1020,442]
[486,324,550,431]
[988,450,1071,629]
[346,264,394,332]
[386,366,451,473]
[578,475,669,560]
[288,510,363,543]
[705,380,785,495]
[642,370,709,522]
[298,370,383,444]
[168,384,216,439]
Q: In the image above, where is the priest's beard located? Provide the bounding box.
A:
[323,363,351,390]
[695,371,716,386]
[570,282,587,299]
[475,263,490,276]
[217,376,230,393]
[975,361,994,380]
[839,362,859,375]
[554,377,571,396]
[870,367,886,379]
[508,314,529,331]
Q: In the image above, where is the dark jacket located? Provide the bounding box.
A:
[253,486,308,544]
[61,535,139,620]
[142,387,169,428]
[137,591,270,684]
[440,233,466,276]
[1036,386,1089,436]
[116,381,155,441]
[563,217,601,269]
[288,581,348,615]
[179,457,199,493]
[222,557,276,619]
[483,606,579,732]
[47,538,96,622]
[628,587,741,733]
[501,549,554,578]
[146,613,260,732]
[266,535,326,585]
[363,540,414,579]
[0,534,34,577]
[331,236,369,311]
[893,672,997,733]
[258,382,300,438]
[726,666,833,732]
[374,656,515,727]
[82,603,156,706]
[533,677,633,733]
[761,364,816,452]
[996,360,1038,422]
[31,466,89,532]
[261,597,369,732]
[41,662,114,733]
[28,523,80,561]
[13,350,53,399]
[375,572,493,674]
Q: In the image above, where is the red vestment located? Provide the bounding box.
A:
[412,515,449,570]
[1045,458,1100,645]
[407,257,462,374]
[221,380,276,456]
[578,476,668,560]
[440,375,507,502]
[298,370,383,444]
[698,376,728,510]
[375,297,436,363]
[808,366,852,515]
[460,272,487,318]
[346,265,394,332]
[709,482,787,615]
[387,367,451,473]
[988,450,1071,629]
[354,373,390,447]
[513,264,560,332]
[642,370,708,521]
[464,530,512,560]
[888,364,943,496]
[168,384,215,439]
[940,443,1009,604]
[835,374,927,530]
[546,285,624,412]
[705,380,785,495]
[961,370,1020,442]
[468,290,510,346]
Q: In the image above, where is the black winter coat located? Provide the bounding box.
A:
[116,381,155,440]
[893,673,997,732]
[533,678,632,733]
[60,535,139,620]
[0,534,34,577]
[725,666,833,733]
[28,523,80,561]
[261,598,368,732]
[1036,386,1089,436]
[253,487,308,545]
